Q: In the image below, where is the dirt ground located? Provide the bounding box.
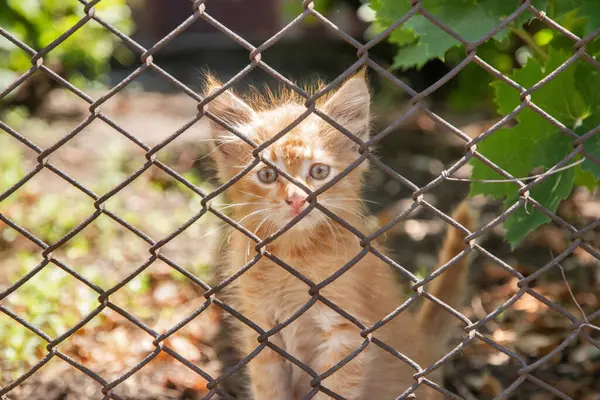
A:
[1,88,599,400]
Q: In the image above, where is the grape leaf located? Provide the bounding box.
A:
[579,0,600,34]
[554,0,600,35]
[575,61,600,111]
[492,55,544,115]
[577,112,600,179]
[574,59,600,179]
[373,0,546,70]
[470,54,556,199]
[391,15,460,69]
[469,109,556,199]
[502,133,575,248]
[470,50,587,247]
[493,50,587,124]
[575,164,599,192]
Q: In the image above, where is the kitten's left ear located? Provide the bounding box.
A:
[321,73,371,141]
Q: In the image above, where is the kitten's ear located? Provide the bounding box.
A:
[203,74,256,161]
[203,75,257,128]
[321,73,371,141]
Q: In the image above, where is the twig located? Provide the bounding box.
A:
[510,27,549,61]
[471,295,501,331]
[554,259,600,334]
[553,251,588,322]
[444,158,583,183]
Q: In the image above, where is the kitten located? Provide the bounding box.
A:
[204,71,475,400]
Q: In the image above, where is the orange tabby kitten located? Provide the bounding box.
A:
[204,72,474,400]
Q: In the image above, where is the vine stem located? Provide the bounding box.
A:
[511,27,549,61]
[444,158,584,183]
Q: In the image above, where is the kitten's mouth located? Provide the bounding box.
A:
[289,205,310,218]
[276,208,317,230]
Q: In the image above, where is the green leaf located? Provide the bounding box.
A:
[494,50,587,124]
[574,61,600,179]
[503,133,575,248]
[470,109,556,198]
[513,0,549,26]
[575,61,600,111]
[447,63,494,112]
[374,0,543,70]
[573,0,600,35]
[392,39,441,69]
[577,113,600,179]
[492,55,544,116]
[575,163,599,191]
[388,27,418,47]
[370,0,411,26]
[470,49,588,247]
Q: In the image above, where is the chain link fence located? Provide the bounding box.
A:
[1,0,599,399]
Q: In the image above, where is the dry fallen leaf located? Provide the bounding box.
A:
[483,262,515,282]
[492,329,517,345]
[513,295,545,314]
[166,336,202,363]
[530,393,555,400]
[514,333,556,357]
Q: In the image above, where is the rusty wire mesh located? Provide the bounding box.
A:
[1,0,599,399]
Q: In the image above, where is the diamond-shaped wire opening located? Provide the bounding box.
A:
[1,260,102,349]
[1,346,114,399]
[0,168,96,244]
[36,118,148,191]
[55,213,158,286]
[56,305,161,399]
[446,335,531,398]
[0,305,52,385]
[0,133,41,196]
[101,163,203,225]
[464,267,594,397]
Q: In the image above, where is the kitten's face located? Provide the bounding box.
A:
[204,74,371,234]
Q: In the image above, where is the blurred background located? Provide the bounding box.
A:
[1,1,599,399]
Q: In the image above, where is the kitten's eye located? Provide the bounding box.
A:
[310,163,331,180]
[257,167,278,183]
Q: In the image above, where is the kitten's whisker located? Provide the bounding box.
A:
[214,202,270,211]
[330,217,348,256]
[317,211,348,257]
[237,208,270,226]
[196,223,230,243]
[321,203,371,229]
[218,226,234,252]
[246,214,271,262]
[232,188,264,199]
[252,215,272,239]
[194,138,243,161]
[321,202,370,218]
[324,197,381,205]
[321,202,366,217]
[195,138,225,143]
[320,214,339,257]
[216,208,270,254]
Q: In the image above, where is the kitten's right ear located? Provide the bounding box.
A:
[202,75,256,160]
[203,75,256,129]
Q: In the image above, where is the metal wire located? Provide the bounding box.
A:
[0,0,598,399]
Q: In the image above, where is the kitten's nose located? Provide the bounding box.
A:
[285,194,306,212]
